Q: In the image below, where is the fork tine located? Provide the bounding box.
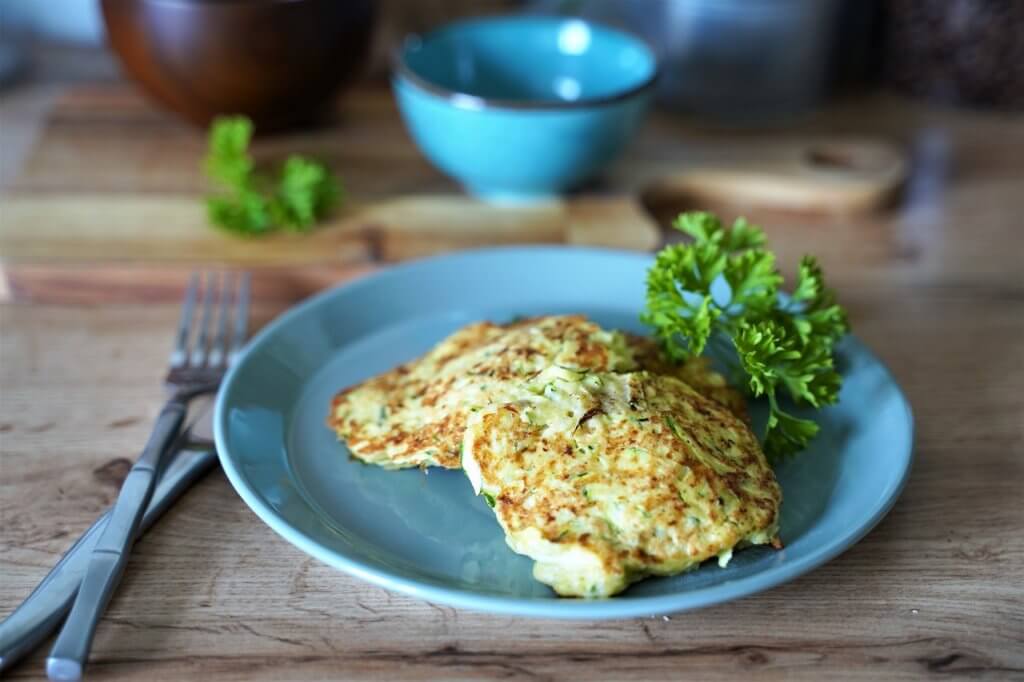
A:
[191,272,219,367]
[170,273,199,368]
[229,272,251,363]
[208,271,235,368]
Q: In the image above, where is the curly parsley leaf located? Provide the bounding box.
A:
[204,116,342,235]
[641,211,849,462]
[643,246,720,360]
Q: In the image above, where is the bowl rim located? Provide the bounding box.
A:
[392,14,659,112]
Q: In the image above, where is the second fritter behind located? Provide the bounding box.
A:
[328,315,746,470]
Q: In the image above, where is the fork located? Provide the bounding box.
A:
[46,271,251,682]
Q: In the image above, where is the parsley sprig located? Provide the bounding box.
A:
[204,116,342,235]
[641,212,849,462]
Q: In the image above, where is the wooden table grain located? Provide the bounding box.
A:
[1,76,1023,680]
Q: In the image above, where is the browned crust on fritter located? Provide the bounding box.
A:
[327,316,623,469]
[624,333,749,422]
[328,316,750,470]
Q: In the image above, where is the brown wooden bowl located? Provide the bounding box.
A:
[101,0,377,131]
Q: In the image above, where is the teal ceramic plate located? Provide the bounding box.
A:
[215,247,913,619]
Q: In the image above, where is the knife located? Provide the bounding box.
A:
[0,413,218,673]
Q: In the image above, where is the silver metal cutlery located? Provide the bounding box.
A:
[0,272,250,680]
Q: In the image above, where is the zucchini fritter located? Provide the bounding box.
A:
[462,369,781,597]
[328,316,746,470]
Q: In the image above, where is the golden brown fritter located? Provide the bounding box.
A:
[327,316,747,470]
[462,370,781,598]
[328,316,636,469]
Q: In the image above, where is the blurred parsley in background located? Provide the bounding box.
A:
[204,116,342,235]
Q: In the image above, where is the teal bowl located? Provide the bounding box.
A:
[393,16,657,201]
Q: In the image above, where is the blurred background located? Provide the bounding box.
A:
[2,0,1021,184]
[1,0,1022,301]
[3,0,1022,120]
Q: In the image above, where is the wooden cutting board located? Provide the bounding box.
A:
[0,193,662,302]
[0,85,668,302]
[0,84,906,303]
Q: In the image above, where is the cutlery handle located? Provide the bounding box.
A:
[0,446,217,673]
[46,398,188,681]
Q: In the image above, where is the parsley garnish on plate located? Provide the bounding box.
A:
[641,211,849,462]
[204,116,342,235]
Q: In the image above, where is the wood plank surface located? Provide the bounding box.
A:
[1,287,1022,680]
[2,72,1024,680]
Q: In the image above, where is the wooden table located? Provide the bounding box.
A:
[2,73,1023,680]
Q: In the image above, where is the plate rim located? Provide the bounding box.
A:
[214,245,915,620]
